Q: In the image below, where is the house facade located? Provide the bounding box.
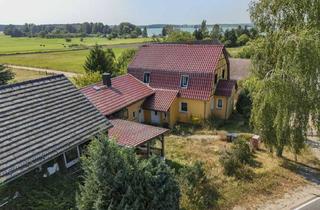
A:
[128,43,237,127]
[82,43,237,129]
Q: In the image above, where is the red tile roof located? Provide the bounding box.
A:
[128,44,227,101]
[81,74,154,116]
[109,119,168,147]
[129,44,225,73]
[214,80,237,97]
[143,89,179,112]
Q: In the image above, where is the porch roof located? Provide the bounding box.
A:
[214,80,237,97]
[109,119,168,147]
[142,88,178,112]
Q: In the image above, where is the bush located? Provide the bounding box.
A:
[179,162,219,210]
[236,88,252,120]
[219,138,254,179]
[65,38,72,42]
[72,72,101,88]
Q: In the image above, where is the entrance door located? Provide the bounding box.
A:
[138,109,144,122]
[151,111,160,124]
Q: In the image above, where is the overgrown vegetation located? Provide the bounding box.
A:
[77,135,180,210]
[220,138,255,180]
[0,64,14,85]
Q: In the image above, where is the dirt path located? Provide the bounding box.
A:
[5,64,79,78]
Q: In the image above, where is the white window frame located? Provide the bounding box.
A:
[143,72,150,84]
[63,146,80,168]
[180,102,188,113]
[217,99,223,109]
[180,75,189,88]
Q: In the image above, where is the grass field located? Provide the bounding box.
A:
[0,48,129,73]
[0,34,151,54]
[9,69,53,82]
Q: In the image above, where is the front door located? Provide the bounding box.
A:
[151,111,160,124]
[138,109,144,123]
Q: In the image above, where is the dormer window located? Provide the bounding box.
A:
[180,75,189,88]
[144,72,150,83]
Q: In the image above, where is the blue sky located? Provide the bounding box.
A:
[0,0,252,25]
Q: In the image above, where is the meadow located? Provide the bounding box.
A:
[0,34,151,55]
[0,48,129,73]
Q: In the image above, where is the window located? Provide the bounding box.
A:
[64,147,80,168]
[180,75,189,88]
[214,74,218,84]
[222,70,225,79]
[180,102,188,112]
[133,111,136,118]
[154,111,158,115]
[217,99,223,109]
[144,72,150,83]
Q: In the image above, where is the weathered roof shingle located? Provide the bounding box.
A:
[81,74,154,116]
[0,75,112,183]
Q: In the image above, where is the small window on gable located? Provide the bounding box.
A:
[222,70,225,79]
[180,102,188,112]
[180,75,189,88]
[214,74,218,84]
[217,99,223,109]
[144,72,150,83]
[133,111,136,118]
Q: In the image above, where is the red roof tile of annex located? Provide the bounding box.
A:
[143,88,179,112]
[214,80,237,97]
[109,119,168,147]
[128,44,226,101]
[81,74,154,116]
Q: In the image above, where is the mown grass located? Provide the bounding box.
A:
[9,69,53,83]
[0,34,151,55]
[0,48,129,74]
[165,132,320,210]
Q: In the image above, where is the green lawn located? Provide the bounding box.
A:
[0,34,151,55]
[0,48,129,73]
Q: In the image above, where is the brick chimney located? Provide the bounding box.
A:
[102,73,112,88]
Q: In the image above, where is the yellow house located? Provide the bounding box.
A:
[128,43,237,127]
[82,43,237,129]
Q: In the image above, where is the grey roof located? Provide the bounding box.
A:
[0,75,112,183]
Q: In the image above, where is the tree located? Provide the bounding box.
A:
[72,72,102,88]
[236,87,252,121]
[116,49,137,75]
[83,45,116,75]
[77,135,180,210]
[193,29,203,40]
[210,24,222,41]
[142,26,148,38]
[249,0,320,158]
[237,34,250,46]
[166,31,195,42]
[199,20,209,39]
[0,64,14,85]
[162,25,174,37]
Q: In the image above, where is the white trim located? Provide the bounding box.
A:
[180,102,188,113]
[63,146,80,168]
[180,75,189,88]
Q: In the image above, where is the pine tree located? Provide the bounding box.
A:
[83,44,116,75]
[0,64,14,85]
[77,135,180,210]
[142,26,148,38]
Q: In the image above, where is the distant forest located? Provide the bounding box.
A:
[1,22,147,38]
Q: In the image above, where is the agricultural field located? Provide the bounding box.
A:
[0,34,151,55]
[0,48,129,74]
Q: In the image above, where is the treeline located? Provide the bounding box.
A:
[161,20,258,48]
[3,22,148,39]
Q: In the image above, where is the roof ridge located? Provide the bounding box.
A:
[152,88,179,92]
[0,74,66,91]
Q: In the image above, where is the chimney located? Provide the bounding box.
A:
[102,73,112,87]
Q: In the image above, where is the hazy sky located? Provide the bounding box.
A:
[0,0,252,25]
